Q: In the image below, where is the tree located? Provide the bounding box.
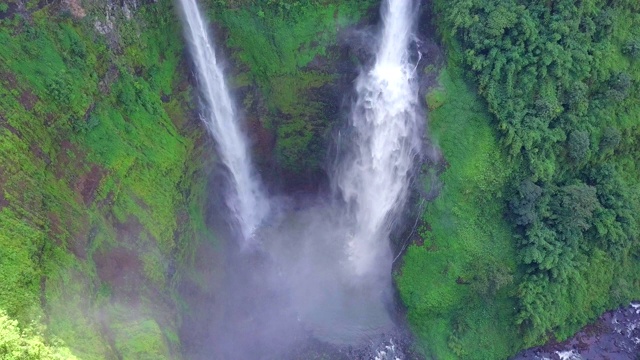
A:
[567,130,590,164]
[599,127,621,155]
[0,311,78,360]
[550,182,600,234]
[469,259,514,300]
[509,179,545,226]
[623,39,640,58]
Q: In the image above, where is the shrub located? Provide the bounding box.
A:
[0,310,78,360]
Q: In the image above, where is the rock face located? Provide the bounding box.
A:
[0,0,213,358]
[514,303,640,360]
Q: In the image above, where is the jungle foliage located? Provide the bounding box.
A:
[0,311,77,360]
[400,0,640,358]
[4,0,640,358]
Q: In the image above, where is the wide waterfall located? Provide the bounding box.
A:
[177,0,269,242]
[334,0,421,278]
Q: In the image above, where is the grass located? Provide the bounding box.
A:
[397,65,520,359]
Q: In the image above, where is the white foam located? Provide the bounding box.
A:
[178,0,269,243]
[555,350,581,360]
[333,0,421,278]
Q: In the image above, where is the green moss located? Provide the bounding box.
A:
[208,0,375,179]
[112,318,171,360]
[212,1,372,85]
[397,67,519,359]
[426,88,447,110]
[0,0,207,358]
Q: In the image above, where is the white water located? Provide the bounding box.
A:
[177,0,269,242]
[334,0,421,277]
[176,0,423,356]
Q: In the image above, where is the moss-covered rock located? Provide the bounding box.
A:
[0,0,213,358]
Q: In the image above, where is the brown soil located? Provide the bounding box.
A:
[115,216,144,245]
[55,140,87,183]
[19,89,38,111]
[94,247,143,302]
[30,142,51,165]
[0,169,7,210]
[97,190,115,209]
[77,165,105,205]
[0,192,7,209]
[98,65,118,94]
[44,113,56,127]
[1,113,23,138]
[0,71,18,90]
[63,0,86,18]
[132,195,150,212]
[46,212,63,239]
[63,214,90,260]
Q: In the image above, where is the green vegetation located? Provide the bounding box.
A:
[397,67,518,359]
[206,0,375,184]
[0,0,375,357]
[399,0,640,358]
[0,0,213,358]
[0,310,77,360]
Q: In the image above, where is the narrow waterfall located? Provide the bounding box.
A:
[334,0,421,277]
[177,0,268,242]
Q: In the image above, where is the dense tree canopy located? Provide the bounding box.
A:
[435,0,640,348]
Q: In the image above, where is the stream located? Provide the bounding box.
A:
[513,302,640,360]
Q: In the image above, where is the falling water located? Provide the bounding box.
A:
[177,0,269,242]
[334,0,421,278]
[176,0,423,358]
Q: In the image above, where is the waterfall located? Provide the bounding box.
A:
[334,0,421,277]
[175,0,423,356]
[177,0,269,242]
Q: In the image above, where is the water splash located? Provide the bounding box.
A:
[334,0,421,277]
[374,339,403,360]
[177,0,269,242]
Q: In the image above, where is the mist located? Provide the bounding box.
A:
[200,197,400,359]
[177,0,423,358]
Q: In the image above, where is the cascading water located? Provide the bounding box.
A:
[176,0,423,358]
[334,0,421,278]
[177,0,268,242]
[254,0,422,349]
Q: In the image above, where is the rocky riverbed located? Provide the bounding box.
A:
[514,303,640,360]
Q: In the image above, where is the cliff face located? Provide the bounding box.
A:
[0,0,378,358]
[202,0,377,192]
[0,0,213,358]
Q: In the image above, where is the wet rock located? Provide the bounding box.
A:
[513,302,640,360]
